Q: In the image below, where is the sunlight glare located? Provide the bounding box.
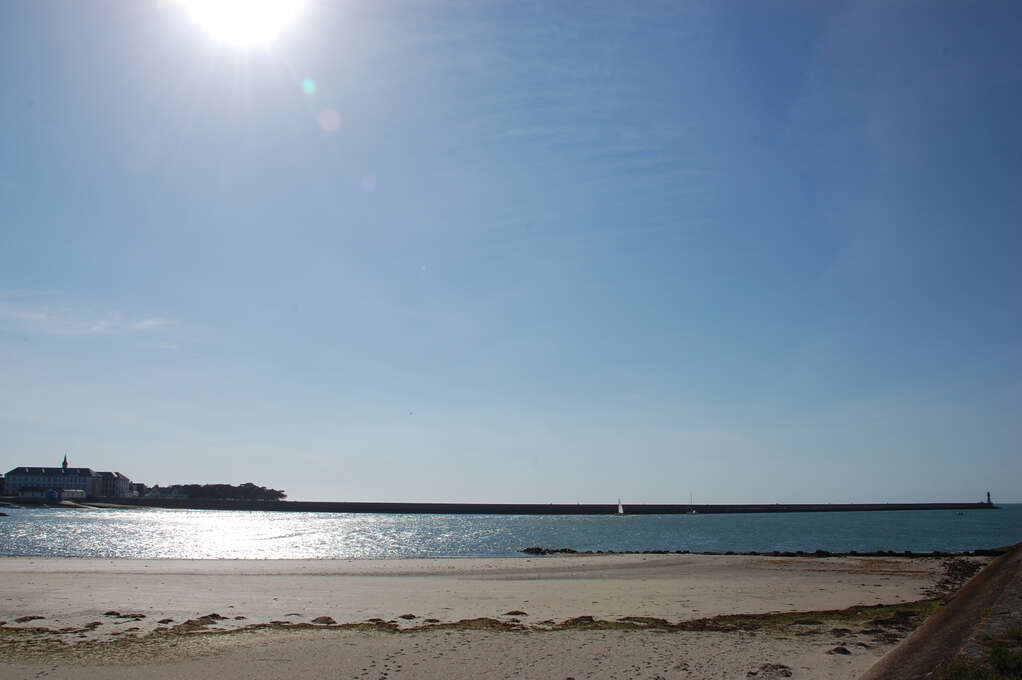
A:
[181,0,304,47]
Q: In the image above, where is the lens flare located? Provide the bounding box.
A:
[181,0,303,47]
[301,78,317,95]
[318,109,341,132]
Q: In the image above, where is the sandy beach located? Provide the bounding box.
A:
[0,554,984,679]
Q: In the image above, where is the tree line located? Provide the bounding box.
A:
[162,482,286,500]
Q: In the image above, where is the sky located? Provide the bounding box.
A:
[1,0,1020,503]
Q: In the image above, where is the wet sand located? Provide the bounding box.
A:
[0,554,985,679]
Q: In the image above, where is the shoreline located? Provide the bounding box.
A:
[2,496,997,514]
[0,546,1010,560]
[519,545,1010,558]
[0,553,989,679]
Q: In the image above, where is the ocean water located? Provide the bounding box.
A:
[0,504,1019,559]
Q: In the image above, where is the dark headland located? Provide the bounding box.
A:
[88,498,998,514]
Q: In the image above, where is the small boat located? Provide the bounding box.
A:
[617,499,624,515]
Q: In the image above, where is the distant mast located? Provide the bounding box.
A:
[62,453,68,470]
[987,491,992,505]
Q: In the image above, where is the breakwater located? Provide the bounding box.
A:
[93,498,997,514]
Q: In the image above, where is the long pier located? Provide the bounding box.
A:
[96,498,997,514]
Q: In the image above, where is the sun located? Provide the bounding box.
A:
[180,0,304,47]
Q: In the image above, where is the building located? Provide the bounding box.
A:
[16,487,53,500]
[144,485,187,499]
[5,466,103,497]
[98,471,132,498]
[14,488,86,502]
[4,456,134,499]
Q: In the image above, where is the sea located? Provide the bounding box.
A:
[1,504,1019,559]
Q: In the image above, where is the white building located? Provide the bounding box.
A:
[5,466,102,497]
[5,456,133,499]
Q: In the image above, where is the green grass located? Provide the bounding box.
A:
[944,632,1022,679]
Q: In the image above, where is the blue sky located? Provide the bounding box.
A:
[1,0,1020,502]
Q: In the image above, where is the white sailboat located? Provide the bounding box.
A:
[617,499,624,515]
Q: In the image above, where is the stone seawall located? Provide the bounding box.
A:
[87,498,997,515]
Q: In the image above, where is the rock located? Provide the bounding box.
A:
[827,646,852,655]
[398,613,417,620]
[504,610,528,616]
[14,615,44,623]
[104,611,120,617]
[520,547,577,555]
[746,663,792,678]
[158,618,174,624]
[311,616,336,625]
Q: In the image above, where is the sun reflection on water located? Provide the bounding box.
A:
[1,506,1019,559]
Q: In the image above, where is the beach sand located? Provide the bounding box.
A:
[0,554,985,679]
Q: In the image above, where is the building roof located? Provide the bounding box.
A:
[97,471,131,480]
[6,467,99,477]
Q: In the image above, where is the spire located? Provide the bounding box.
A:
[62,453,68,470]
